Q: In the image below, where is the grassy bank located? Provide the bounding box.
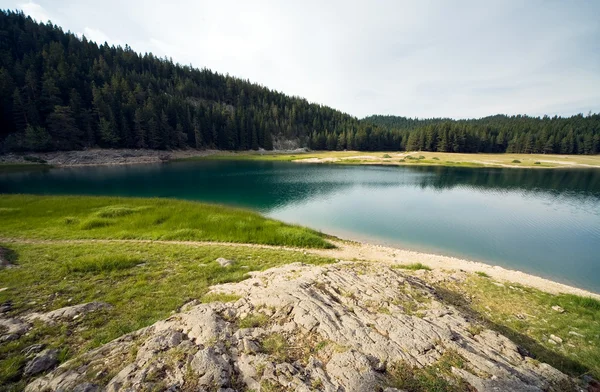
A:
[0,195,333,248]
[435,274,600,379]
[182,150,600,169]
[0,241,334,388]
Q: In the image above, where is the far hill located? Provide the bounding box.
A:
[362,114,600,154]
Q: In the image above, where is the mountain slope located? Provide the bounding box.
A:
[0,10,369,152]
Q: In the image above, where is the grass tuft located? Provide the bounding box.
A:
[79,218,113,230]
[94,205,148,218]
[393,263,431,271]
[260,333,290,362]
[238,313,270,329]
[64,254,143,273]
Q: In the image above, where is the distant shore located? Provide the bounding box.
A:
[2,148,600,169]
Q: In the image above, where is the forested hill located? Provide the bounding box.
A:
[0,10,368,152]
[0,10,599,155]
[362,113,600,154]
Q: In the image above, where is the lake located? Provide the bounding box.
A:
[1,160,599,293]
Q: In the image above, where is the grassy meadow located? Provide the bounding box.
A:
[0,195,333,248]
[0,194,336,389]
[435,274,600,380]
[0,241,333,388]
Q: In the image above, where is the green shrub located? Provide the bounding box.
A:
[382,154,392,158]
[534,161,541,165]
[432,157,440,160]
[512,159,521,163]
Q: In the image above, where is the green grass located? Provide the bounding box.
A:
[386,350,473,392]
[260,333,290,362]
[0,241,334,388]
[392,262,431,271]
[437,275,600,379]
[0,195,333,249]
[238,313,270,329]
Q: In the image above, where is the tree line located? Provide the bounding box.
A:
[0,10,598,155]
[0,10,368,152]
[360,114,600,155]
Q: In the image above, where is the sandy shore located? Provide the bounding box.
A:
[312,239,600,299]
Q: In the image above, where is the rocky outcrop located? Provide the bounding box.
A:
[25,302,111,324]
[26,262,577,391]
[23,349,59,377]
[0,316,30,342]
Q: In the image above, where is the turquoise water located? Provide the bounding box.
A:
[1,160,599,292]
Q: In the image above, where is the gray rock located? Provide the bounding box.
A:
[26,302,111,324]
[549,334,563,344]
[21,344,45,358]
[551,305,565,313]
[326,350,382,391]
[0,301,12,313]
[216,257,233,267]
[72,383,101,392]
[23,349,59,376]
[189,347,232,388]
[0,317,30,342]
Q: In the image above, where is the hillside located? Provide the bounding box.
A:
[0,10,368,153]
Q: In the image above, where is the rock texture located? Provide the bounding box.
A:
[23,349,59,377]
[25,302,111,324]
[26,262,577,392]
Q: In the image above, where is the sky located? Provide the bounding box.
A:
[1,0,599,119]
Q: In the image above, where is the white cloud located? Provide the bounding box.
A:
[83,27,111,45]
[18,1,51,23]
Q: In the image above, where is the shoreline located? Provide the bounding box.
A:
[2,235,598,300]
[312,239,600,300]
[1,148,600,169]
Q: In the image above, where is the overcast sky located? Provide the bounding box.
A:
[2,0,599,119]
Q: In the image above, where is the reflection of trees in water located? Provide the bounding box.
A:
[406,166,600,198]
[1,161,599,211]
